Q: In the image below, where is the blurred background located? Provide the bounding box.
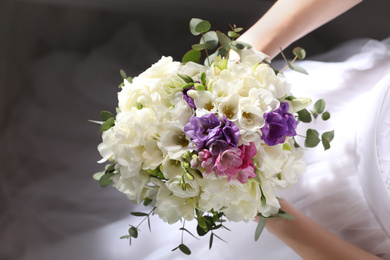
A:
[0,0,389,259]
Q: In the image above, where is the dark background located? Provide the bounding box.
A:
[0,0,389,259]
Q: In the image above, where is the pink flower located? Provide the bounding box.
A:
[214,142,257,183]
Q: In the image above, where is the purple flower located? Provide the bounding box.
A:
[182,86,196,109]
[184,114,240,151]
[261,102,297,146]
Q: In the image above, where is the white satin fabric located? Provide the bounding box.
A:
[2,24,390,259]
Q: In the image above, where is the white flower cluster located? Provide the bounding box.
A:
[98,49,307,224]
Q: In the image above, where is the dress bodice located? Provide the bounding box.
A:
[357,72,390,238]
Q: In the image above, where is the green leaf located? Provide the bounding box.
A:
[120,69,127,79]
[93,171,105,181]
[297,108,312,123]
[288,63,309,75]
[105,163,115,172]
[99,173,113,187]
[100,117,115,132]
[130,212,149,217]
[321,130,335,150]
[201,31,218,50]
[180,228,199,240]
[228,31,239,38]
[201,72,206,86]
[179,244,191,255]
[213,233,227,243]
[231,41,252,50]
[182,49,201,64]
[313,99,326,114]
[100,111,114,121]
[189,18,204,36]
[322,111,331,121]
[195,20,211,34]
[255,217,267,241]
[277,210,295,220]
[216,31,231,50]
[234,27,243,33]
[196,213,207,230]
[178,73,194,83]
[192,43,206,51]
[129,226,138,238]
[209,232,214,249]
[120,235,131,239]
[305,129,321,148]
[293,47,306,60]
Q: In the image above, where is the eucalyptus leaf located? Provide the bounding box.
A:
[129,226,138,238]
[100,111,114,121]
[192,43,206,51]
[216,31,231,50]
[228,31,239,38]
[130,212,149,217]
[200,31,218,50]
[292,47,306,60]
[100,117,115,132]
[297,108,312,123]
[322,111,331,121]
[195,20,211,34]
[99,173,113,187]
[321,130,334,150]
[182,49,201,64]
[288,63,309,75]
[180,228,199,240]
[254,217,267,241]
[92,171,105,181]
[305,129,321,148]
[209,232,214,249]
[313,99,326,114]
[189,18,204,36]
[179,244,191,255]
[232,41,252,50]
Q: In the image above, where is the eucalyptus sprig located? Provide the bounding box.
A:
[93,163,119,187]
[292,98,334,150]
[280,47,308,75]
[183,18,251,66]
[120,207,156,245]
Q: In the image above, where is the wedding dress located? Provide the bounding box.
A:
[1,23,390,260]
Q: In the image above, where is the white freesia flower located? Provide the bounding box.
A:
[166,175,199,198]
[158,122,190,160]
[152,179,196,224]
[112,170,150,205]
[160,158,183,179]
[187,90,218,117]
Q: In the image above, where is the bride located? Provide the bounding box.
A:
[7,0,390,259]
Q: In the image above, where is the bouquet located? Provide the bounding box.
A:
[92,18,333,255]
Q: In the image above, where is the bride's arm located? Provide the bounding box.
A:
[238,0,362,59]
[263,199,381,260]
